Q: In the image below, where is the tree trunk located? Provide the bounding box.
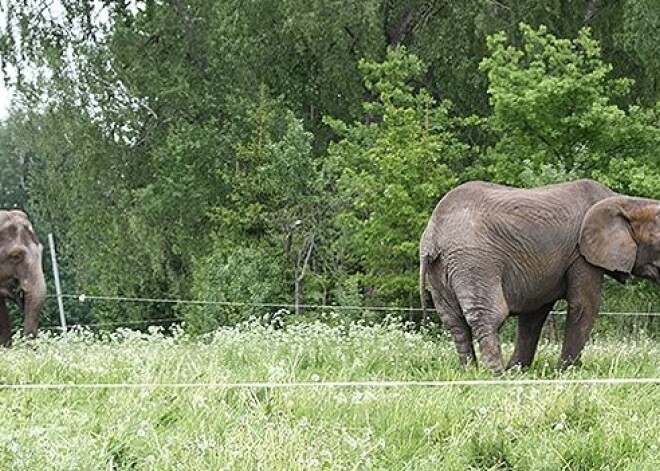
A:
[384,1,447,46]
[294,235,315,315]
[584,0,601,23]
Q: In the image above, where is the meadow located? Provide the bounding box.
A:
[0,315,658,470]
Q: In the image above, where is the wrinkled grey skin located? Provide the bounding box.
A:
[0,210,46,346]
[419,180,660,373]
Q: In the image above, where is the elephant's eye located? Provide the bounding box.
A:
[0,225,17,242]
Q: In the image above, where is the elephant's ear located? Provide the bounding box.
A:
[579,197,637,273]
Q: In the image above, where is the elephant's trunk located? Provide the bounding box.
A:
[19,243,46,338]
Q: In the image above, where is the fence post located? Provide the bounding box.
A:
[47,233,67,334]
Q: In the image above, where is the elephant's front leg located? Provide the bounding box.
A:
[0,298,12,347]
[559,263,604,369]
[507,302,554,369]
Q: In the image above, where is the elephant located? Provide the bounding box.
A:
[0,210,46,346]
[419,179,660,373]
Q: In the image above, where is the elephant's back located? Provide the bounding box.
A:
[430,179,615,221]
[424,181,506,236]
[422,179,617,270]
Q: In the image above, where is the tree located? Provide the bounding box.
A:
[0,121,28,209]
[324,48,465,307]
[615,0,660,105]
[477,24,660,192]
[183,89,322,331]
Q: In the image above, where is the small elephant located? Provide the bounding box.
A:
[419,179,660,373]
[0,210,46,346]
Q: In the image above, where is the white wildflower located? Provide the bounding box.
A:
[553,413,568,431]
[196,436,217,452]
[267,364,288,381]
[191,393,206,409]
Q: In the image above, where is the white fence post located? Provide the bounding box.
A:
[47,233,67,334]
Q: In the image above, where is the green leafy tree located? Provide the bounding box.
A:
[325,48,465,307]
[477,24,660,192]
[616,0,660,105]
[183,90,322,331]
[0,121,28,209]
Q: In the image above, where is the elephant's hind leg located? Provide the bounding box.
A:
[457,284,509,374]
[429,289,476,367]
[506,302,554,369]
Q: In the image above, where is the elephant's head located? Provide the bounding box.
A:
[0,210,46,340]
[579,197,660,284]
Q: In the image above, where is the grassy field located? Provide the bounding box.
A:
[0,317,658,470]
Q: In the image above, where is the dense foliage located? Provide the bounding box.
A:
[0,1,658,330]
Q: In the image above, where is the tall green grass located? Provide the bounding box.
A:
[0,318,658,470]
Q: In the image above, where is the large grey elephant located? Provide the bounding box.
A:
[0,210,46,346]
[419,179,660,373]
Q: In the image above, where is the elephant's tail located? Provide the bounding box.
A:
[419,252,430,323]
